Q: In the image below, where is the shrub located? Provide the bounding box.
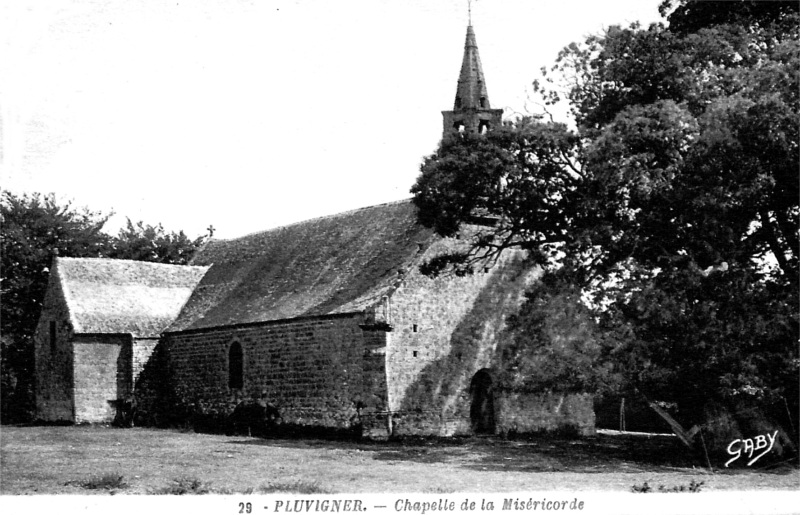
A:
[151,477,210,495]
[66,473,128,492]
[226,401,281,437]
[658,480,705,493]
[257,481,331,494]
[632,480,704,493]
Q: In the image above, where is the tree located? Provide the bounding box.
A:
[108,219,206,265]
[411,120,582,276]
[412,0,798,448]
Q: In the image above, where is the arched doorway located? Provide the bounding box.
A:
[469,369,495,434]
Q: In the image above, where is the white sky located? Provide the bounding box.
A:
[1,0,662,240]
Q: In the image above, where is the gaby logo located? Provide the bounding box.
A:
[725,430,779,467]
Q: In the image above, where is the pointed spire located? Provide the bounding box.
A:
[454,25,491,111]
[442,24,503,139]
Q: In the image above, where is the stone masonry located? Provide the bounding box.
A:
[165,314,388,430]
[383,235,593,436]
[34,265,74,422]
[72,335,131,423]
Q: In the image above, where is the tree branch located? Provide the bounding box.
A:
[759,210,791,274]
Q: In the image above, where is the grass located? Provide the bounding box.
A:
[256,480,331,494]
[1,425,797,494]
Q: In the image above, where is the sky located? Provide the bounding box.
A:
[1,0,663,240]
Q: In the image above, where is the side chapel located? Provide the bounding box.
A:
[33,24,595,437]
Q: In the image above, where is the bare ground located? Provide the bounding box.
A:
[0,425,797,494]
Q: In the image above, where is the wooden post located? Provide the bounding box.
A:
[648,401,695,448]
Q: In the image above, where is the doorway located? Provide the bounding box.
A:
[469,369,495,434]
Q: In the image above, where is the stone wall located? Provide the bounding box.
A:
[132,338,158,384]
[165,314,388,431]
[495,391,596,436]
[158,234,598,438]
[385,236,542,436]
[442,108,503,136]
[72,335,131,423]
[33,266,74,422]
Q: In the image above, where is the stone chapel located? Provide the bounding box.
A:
[33,24,595,437]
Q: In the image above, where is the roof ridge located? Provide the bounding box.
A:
[209,198,414,243]
[57,256,208,270]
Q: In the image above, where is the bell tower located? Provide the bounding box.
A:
[442,23,503,139]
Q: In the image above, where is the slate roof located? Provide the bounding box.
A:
[167,200,434,332]
[55,257,209,337]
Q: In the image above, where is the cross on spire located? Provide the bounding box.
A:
[467,0,474,26]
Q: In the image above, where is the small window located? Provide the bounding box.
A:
[412,351,418,358]
[455,96,462,109]
[412,324,418,333]
[229,342,243,390]
[49,321,57,353]
[479,120,490,134]
[480,97,486,108]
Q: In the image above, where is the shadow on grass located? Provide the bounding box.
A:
[227,432,706,473]
[373,433,700,473]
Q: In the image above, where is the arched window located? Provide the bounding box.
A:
[229,341,243,390]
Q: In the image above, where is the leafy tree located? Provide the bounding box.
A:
[661,0,799,36]
[412,0,799,443]
[1,192,112,342]
[412,121,582,276]
[108,219,206,265]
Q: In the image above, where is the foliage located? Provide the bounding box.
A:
[631,479,704,493]
[257,480,332,494]
[108,218,206,265]
[0,191,208,423]
[660,0,798,36]
[411,0,799,431]
[66,473,129,492]
[151,477,210,495]
[1,192,111,340]
[411,121,581,276]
